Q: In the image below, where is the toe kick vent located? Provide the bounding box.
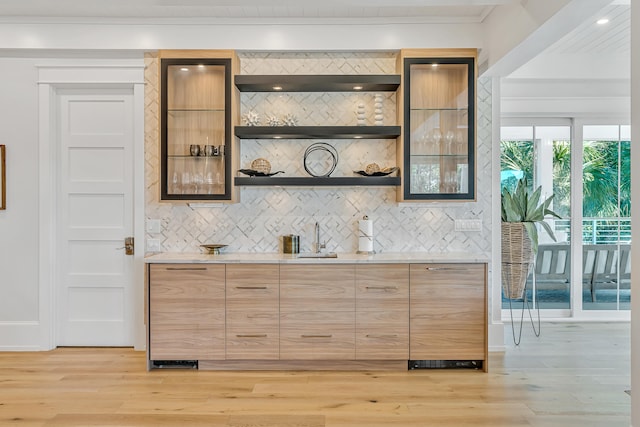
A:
[151,360,198,369]
[409,360,482,370]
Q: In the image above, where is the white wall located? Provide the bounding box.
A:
[0,59,42,349]
[0,21,483,52]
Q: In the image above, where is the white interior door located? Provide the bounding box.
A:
[57,88,135,346]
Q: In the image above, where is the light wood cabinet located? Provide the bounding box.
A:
[225,264,279,360]
[147,260,487,370]
[148,264,225,360]
[280,264,356,360]
[409,263,486,360]
[356,264,409,359]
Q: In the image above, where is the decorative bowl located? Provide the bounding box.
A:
[200,244,228,255]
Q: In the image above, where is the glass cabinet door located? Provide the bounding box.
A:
[403,57,475,200]
[161,58,232,201]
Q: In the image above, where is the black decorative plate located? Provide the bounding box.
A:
[238,169,285,177]
[354,167,399,177]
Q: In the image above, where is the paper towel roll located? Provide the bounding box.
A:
[358,217,374,253]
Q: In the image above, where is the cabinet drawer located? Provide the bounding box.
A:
[280,311,355,360]
[280,264,355,312]
[356,264,409,311]
[149,263,225,361]
[150,264,226,306]
[409,263,486,361]
[226,264,279,291]
[149,324,225,360]
[226,310,278,329]
[410,264,485,288]
[356,311,409,359]
[226,327,279,360]
[227,284,278,304]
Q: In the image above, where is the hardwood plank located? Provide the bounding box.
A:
[0,322,631,427]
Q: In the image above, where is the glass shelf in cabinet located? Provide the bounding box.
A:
[409,107,468,112]
[167,154,225,158]
[409,154,468,158]
[167,108,226,112]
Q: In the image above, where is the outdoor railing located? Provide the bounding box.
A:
[553,217,631,245]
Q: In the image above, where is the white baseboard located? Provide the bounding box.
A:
[0,321,49,351]
[488,322,506,352]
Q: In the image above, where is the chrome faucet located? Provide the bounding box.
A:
[314,222,326,253]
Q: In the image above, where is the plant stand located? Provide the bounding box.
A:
[505,270,541,346]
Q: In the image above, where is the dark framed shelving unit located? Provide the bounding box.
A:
[402,55,476,201]
[160,54,234,201]
[234,73,402,188]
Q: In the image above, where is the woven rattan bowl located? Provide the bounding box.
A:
[251,158,271,174]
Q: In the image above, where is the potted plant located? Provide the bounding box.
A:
[501,178,561,299]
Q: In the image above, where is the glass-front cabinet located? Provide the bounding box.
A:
[160,56,233,201]
[402,54,475,200]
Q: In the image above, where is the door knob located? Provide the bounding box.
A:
[116,237,134,255]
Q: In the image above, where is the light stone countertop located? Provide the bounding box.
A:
[145,252,490,264]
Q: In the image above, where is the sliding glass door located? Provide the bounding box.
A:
[500,125,571,311]
[582,125,631,311]
[500,122,631,318]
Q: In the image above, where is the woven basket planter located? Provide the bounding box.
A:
[501,222,534,299]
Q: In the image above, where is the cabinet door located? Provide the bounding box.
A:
[402,55,475,201]
[149,264,225,360]
[226,264,279,360]
[160,56,233,201]
[280,264,355,360]
[409,263,486,360]
[356,264,409,359]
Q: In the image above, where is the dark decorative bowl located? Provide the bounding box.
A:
[238,169,285,177]
[354,166,399,177]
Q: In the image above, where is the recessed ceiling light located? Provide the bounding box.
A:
[597,18,609,25]
[272,86,283,90]
[431,63,439,68]
[197,64,205,68]
[353,85,363,90]
[180,67,189,71]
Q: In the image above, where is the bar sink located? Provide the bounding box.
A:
[297,252,338,258]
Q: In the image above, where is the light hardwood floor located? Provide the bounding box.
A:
[0,322,630,426]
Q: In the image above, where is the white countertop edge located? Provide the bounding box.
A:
[144,252,490,264]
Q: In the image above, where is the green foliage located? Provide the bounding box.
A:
[551,141,571,218]
[500,137,631,220]
[501,178,562,254]
[582,140,630,218]
[500,140,534,192]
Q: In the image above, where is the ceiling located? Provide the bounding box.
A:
[0,0,628,81]
[545,3,629,55]
[0,0,516,21]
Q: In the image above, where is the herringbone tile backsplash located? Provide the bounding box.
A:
[145,51,493,255]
